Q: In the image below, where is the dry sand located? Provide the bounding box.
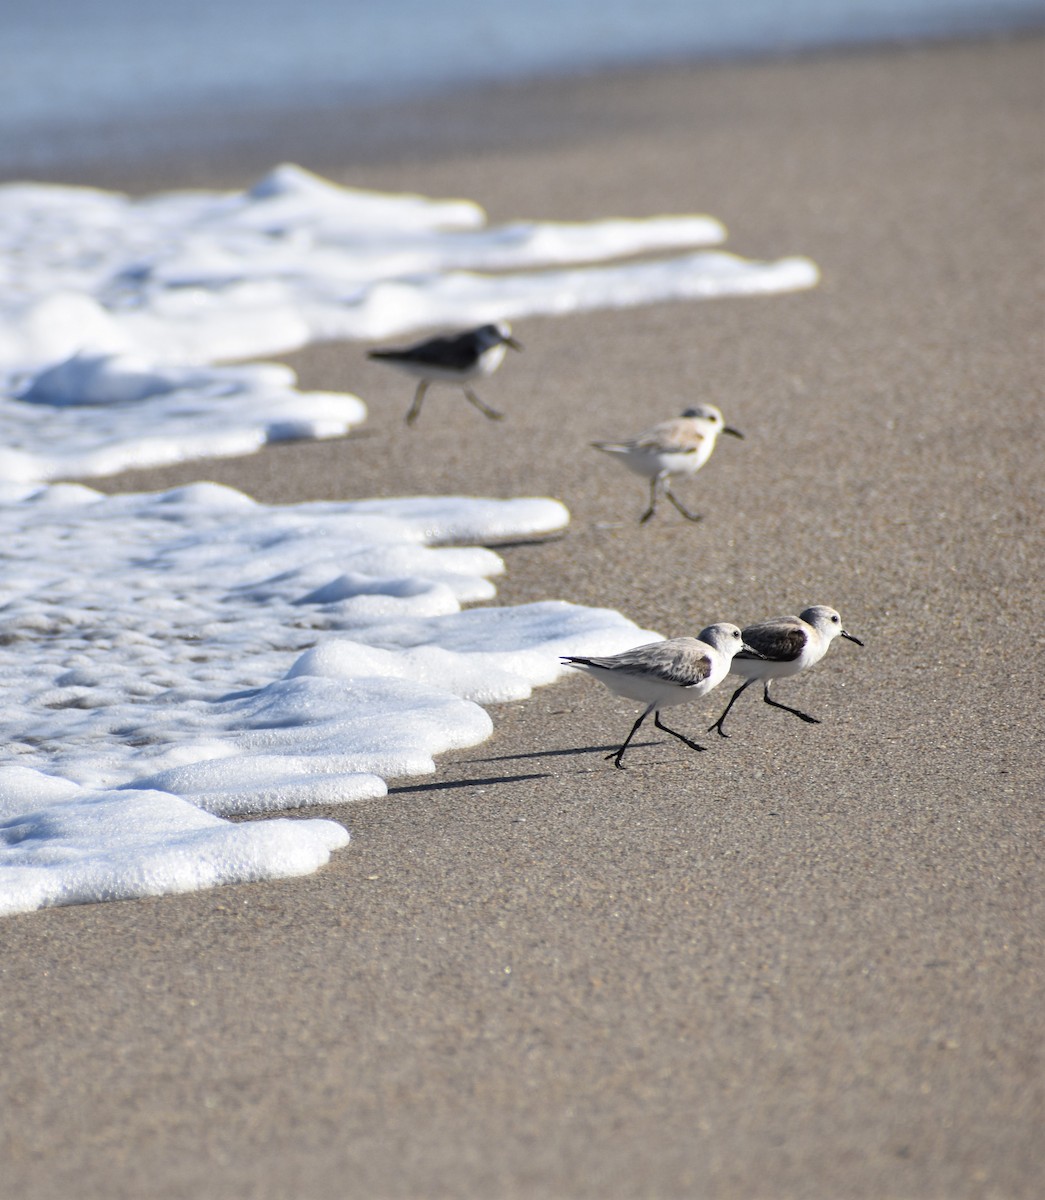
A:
[2,36,1043,1200]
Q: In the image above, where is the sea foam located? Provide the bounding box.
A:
[0,164,818,483]
[0,483,657,915]
[0,164,818,914]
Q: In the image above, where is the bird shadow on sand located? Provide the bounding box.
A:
[477,743,638,763]
[386,771,553,795]
[386,742,679,795]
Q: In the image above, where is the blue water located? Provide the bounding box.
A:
[3,0,1041,171]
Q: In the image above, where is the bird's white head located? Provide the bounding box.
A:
[799,605,864,646]
[680,404,743,440]
[698,622,747,656]
[477,322,523,352]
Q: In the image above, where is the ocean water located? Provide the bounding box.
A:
[0,165,819,915]
[2,0,1042,172]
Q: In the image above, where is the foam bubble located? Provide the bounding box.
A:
[0,484,654,914]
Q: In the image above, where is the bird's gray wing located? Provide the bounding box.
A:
[632,419,704,454]
[592,420,704,456]
[564,639,713,686]
[738,619,806,662]
[369,331,479,370]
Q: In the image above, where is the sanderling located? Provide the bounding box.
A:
[562,622,760,769]
[591,404,743,524]
[367,321,523,425]
[708,605,864,738]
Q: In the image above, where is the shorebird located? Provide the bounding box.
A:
[591,404,743,524]
[561,622,760,769]
[367,321,522,425]
[708,605,864,738]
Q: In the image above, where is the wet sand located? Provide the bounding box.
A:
[3,36,1043,1200]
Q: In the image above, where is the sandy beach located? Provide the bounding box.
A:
[3,35,1043,1200]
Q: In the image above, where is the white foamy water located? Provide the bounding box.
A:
[0,482,659,915]
[0,163,818,484]
[0,165,818,915]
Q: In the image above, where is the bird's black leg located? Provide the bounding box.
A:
[463,387,504,420]
[639,474,664,524]
[762,681,820,724]
[664,485,703,522]
[604,705,653,770]
[654,711,706,755]
[707,678,756,738]
[405,380,429,425]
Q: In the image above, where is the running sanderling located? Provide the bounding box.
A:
[591,404,743,523]
[367,322,522,425]
[708,605,864,738]
[562,622,760,769]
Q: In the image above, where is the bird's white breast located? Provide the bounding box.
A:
[474,343,508,377]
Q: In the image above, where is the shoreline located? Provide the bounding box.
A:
[5,30,1040,189]
[4,37,1044,1200]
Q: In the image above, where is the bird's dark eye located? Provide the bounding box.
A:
[733,629,740,637]
[831,614,840,623]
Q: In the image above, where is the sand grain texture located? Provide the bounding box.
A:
[2,37,1043,1200]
